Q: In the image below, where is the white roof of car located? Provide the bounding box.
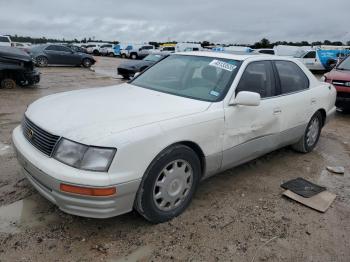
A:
[177,51,271,61]
[177,50,297,62]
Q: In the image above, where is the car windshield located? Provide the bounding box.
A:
[143,54,163,62]
[131,54,241,102]
[337,56,350,70]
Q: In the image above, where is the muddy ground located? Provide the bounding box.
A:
[0,57,349,262]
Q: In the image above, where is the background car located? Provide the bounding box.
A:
[117,53,168,79]
[0,35,12,47]
[323,55,350,112]
[29,44,96,68]
[99,44,115,56]
[0,46,40,88]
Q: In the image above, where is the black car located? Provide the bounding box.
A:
[29,44,95,68]
[117,53,168,79]
[0,46,40,89]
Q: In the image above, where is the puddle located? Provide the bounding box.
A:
[0,196,59,233]
[0,142,11,156]
[109,246,153,262]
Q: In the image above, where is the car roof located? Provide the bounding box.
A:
[176,51,297,62]
[176,51,264,61]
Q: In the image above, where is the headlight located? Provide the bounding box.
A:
[53,138,116,172]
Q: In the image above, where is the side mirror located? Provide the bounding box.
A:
[230,91,261,106]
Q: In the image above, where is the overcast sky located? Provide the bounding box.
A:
[1,0,349,44]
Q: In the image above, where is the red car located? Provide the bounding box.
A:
[323,55,350,112]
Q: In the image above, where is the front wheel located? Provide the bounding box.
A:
[82,58,93,68]
[134,145,201,223]
[130,53,138,60]
[1,78,16,89]
[292,112,322,153]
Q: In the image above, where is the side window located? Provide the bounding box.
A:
[57,46,72,52]
[236,61,275,98]
[304,51,316,59]
[46,45,59,51]
[274,61,309,94]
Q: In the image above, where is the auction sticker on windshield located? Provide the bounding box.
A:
[209,59,237,72]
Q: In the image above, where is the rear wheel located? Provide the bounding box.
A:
[82,58,93,68]
[292,112,322,153]
[130,53,138,60]
[121,53,127,59]
[134,145,201,223]
[108,52,114,57]
[1,78,16,89]
[36,56,48,67]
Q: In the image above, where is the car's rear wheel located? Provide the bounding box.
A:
[108,52,114,57]
[1,78,16,89]
[36,56,48,67]
[292,111,322,153]
[135,145,201,223]
[121,53,126,59]
[82,58,93,68]
[130,53,138,60]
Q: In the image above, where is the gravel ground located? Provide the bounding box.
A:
[0,57,349,262]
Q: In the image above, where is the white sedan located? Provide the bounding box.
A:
[12,52,336,223]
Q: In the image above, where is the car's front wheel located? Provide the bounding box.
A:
[292,111,322,153]
[82,58,93,68]
[1,78,16,89]
[135,145,201,223]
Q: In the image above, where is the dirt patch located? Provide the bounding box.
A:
[0,57,349,261]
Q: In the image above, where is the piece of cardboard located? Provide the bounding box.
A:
[283,190,336,212]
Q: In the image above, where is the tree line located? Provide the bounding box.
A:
[8,35,350,49]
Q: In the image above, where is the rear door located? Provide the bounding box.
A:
[222,60,282,169]
[43,45,61,64]
[272,60,313,145]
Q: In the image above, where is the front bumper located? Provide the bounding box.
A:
[18,69,40,86]
[12,126,141,218]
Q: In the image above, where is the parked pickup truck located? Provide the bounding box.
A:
[297,49,350,71]
[0,46,40,88]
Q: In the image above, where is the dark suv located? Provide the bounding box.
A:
[0,46,40,89]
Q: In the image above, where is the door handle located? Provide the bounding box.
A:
[311,98,316,105]
[273,108,282,115]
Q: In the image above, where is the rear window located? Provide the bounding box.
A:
[274,61,309,94]
[0,36,10,42]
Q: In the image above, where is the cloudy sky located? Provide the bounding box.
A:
[1,0,349,44]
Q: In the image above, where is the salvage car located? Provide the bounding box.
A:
[117,53,168,79]
[323,55,350,112]
[29,44,95,68]
[12,52,336,223]
[0,46,40,89]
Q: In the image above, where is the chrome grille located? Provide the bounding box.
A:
[22,116,60,156]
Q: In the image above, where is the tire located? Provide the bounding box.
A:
[108,52,114,57]
[1,78,16,89]
[130,53,138,60]
[135,145,201,223]
[36,56,48,67]
[292,111,322,153]
[93,50,100,56]
[82,58,93,68]
[121,53,127,59]
[121,75,130,80]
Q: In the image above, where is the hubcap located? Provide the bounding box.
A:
[153,160,193,211]
[306,117,320,147]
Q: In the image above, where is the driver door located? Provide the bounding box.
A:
[222,61,282,170]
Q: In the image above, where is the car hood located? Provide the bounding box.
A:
[325,69,350,81]
[118,60,152,69]
[0,46,32,62]
[25,83,210,144]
